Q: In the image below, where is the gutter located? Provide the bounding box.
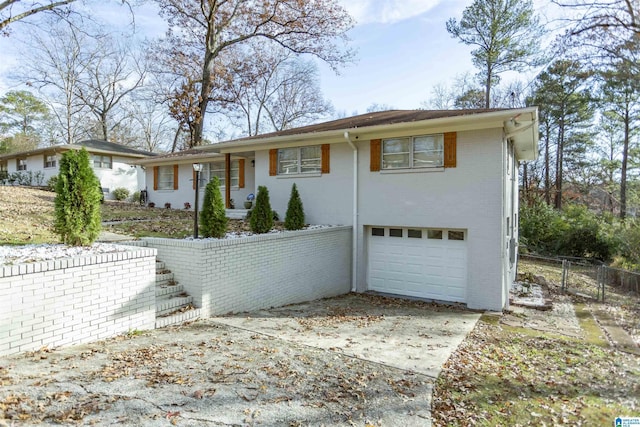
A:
[344,131,358,293]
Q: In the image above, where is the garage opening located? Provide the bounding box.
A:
[367,226,468,303]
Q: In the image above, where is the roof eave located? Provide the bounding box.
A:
[211,107,539,153]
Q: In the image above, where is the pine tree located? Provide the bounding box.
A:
[200,176,228,238]
[284,183,305,230]
[54,148,102,246]
[250,185,274,233]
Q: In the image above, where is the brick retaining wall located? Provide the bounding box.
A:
[144,226,352,316]
[0,247,156,356]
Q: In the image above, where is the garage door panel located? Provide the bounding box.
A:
[368,227,467,303]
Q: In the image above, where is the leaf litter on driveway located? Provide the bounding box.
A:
[0,293,480,426]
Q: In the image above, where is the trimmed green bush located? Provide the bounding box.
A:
[112,187,130,201]
[131,191,141,204]
[250,185,274,233]
[284,183,305,230]
[200,176,227,238]
[54,148,102,246]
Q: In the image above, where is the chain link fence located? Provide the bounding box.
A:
[518,253,640,303]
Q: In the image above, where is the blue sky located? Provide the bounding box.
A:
[0,0,565,120]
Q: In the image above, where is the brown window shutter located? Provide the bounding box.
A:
[444,132,457,168]
[239,159,245,188]
[153,166,158,191]
[370,139,381,172]
[321,144,330,174]
[173,164,179,189]
[269,149,278,176]
[192,168,196,190]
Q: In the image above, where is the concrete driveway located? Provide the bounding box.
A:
[213,293,480,379]
[0,293,479,426]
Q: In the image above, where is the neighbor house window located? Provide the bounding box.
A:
[382,134,444,169]
[278,146,321,175]
[44,154,56,168]
[158,165,175,190]
[16,158,27,171]
[203,160,239,187]
[93,155,112,169]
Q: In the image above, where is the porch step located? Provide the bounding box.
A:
[154,260,200,327]
[226,208,249,219]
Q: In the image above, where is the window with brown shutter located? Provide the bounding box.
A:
[269,149,277,176]
[370,139,381,171]
[321,144,330,174]
[239,159,245,188]
[153,166,159,190]
[444,132,457,168]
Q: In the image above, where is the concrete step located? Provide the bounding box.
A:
[155,307,202,329]
[156,294,194,317]
[156,283,184,297]
[226,208,249,219]
[156,260,166,270]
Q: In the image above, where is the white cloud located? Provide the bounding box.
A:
[340,0,443,25]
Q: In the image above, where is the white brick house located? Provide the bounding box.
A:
[140,108,539,311]
[0,140,153,199]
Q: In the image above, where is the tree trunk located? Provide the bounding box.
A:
[620,109,630,219]
[485,65,492,108]
[554,120,565,210]
[544,121,551,205]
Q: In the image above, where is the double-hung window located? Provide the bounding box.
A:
[93,155,112,169]
[203,160,239,187]
[278,146,321,175]
[44,154,56,168]
[382,134,444,169]
[157,165,175,190]
[16,158,27,171]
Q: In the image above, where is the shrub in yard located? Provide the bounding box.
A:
[250,185,273,233]
[200,176,227,238]
[112,187,130,201]
[54,148,102,246]
[284,183,305,230]
[47,176,58,192]
[131,191,141,203]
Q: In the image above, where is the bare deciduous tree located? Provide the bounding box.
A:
[153,0,354,147]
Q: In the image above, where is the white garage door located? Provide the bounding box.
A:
[368,227,467,303]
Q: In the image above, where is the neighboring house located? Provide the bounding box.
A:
[140,108,539,312]
[0,140,154,199]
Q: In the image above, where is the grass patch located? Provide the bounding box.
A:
[574,303,610,347]
[433,320,639,425]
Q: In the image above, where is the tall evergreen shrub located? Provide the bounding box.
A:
[250,185,274,233]
[284,183,305,230]
[200,176,228,238]
[54,148,102,246]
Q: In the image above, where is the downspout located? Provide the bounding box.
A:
[344,131,358,292]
